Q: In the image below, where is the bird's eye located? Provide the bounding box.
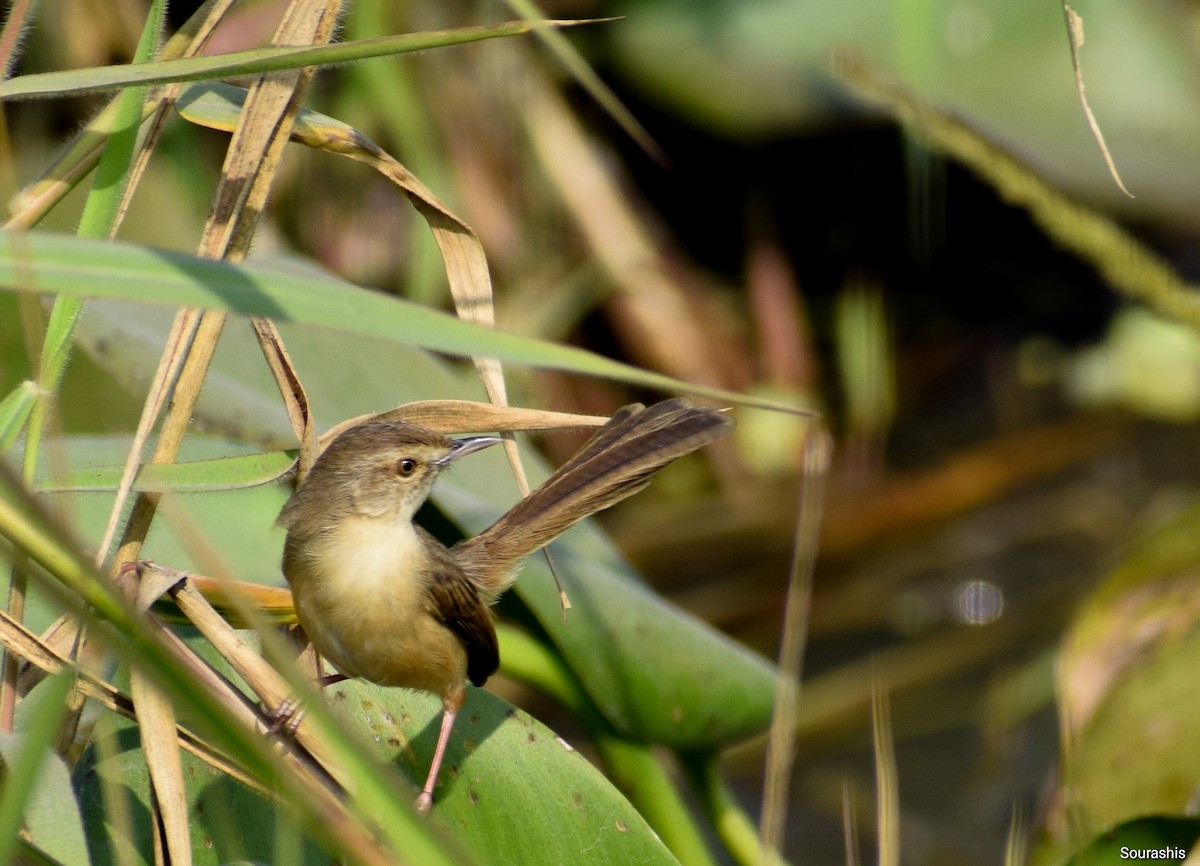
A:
[396,458,418,477]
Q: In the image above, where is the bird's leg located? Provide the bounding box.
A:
[417,686,463,810]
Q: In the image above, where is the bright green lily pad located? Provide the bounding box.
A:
[72,647,679,866]
[332,679,680,866]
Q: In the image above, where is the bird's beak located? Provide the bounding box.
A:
[441,435,502,466]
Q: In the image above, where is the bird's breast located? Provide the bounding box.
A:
[284,514,465,694]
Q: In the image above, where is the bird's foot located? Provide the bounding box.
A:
[263,697,305,736]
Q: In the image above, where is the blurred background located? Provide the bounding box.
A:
[6,1,1200,863]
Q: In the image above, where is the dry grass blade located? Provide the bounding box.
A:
[289,92,561,596]
[1003,803,1027,866]
[214,3,345,482]
[759,425,830,863]
[1061,1,1133,198]
[3,0,237,231]
[252,318,320,482]
[128,549,346,792]
[199,2,342,259]
[131,566,192,866]
[523,69,729,390]
[872,673,899,866]
[112,0,342,591]
[842,780,860,866]
[211,2,342,482]
[0,607,265,791]
[100,3,345,859]
[167,577,350,787]
[96,312,204,567]
[183,82,500,370]
[363,132,523,499]
[169,576,297,628]
[166,577,290,709]
[133,675,189,865]
[113,309,223,568]
[259,401,609,498]
[323,399,608,443]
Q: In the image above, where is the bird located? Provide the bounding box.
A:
[276,398,734,812]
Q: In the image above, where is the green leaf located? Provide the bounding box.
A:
[0,231,794,412]
[73,711,327,866]
[340,681,681,866]
[73,636,679,866]
[0,382,37,452]
[0,674,88,866]
[1062,816,1200,866]
[39,450,296,493]
[1055,502,1200,851]
[0,21,587,100]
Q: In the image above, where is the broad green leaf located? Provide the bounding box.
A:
[0,21,584,100]
[1052,502,1200,857]
[73,635,679,866]
[0,230,795,412]
[1061,816,1200,866]
[74,711,327,866]
[0,675,90,866]
[341,681,681,866]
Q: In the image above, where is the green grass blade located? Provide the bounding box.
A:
[0,231,803,412]
[0,384,37,453]
[18,0,164,489]
[38,450,296,493]
[0,20,589,99]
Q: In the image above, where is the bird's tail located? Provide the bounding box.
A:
[454,398,734,603]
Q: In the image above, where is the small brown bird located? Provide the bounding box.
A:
[277,399,733,812]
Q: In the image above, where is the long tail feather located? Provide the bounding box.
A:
[455,399,733,602]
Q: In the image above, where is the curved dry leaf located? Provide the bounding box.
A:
[1061,1,1133,198]
[323,399,608,443]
